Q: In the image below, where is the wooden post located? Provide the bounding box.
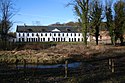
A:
[36,57,39,68]
[108,59,112,69]
[23,59,26,76]
[111,59,115,73]
[65,60,68,78]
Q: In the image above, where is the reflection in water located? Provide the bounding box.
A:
[17,62,82,69]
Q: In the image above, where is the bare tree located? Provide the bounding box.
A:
[0,0,14,41]
[73,0,90,45]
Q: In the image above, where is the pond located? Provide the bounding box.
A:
[17,62,82,69]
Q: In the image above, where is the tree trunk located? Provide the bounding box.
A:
[95,26,99,45]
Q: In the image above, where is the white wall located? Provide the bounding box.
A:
[16,32,90,42]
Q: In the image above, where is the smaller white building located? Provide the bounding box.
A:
[16,26,90,42]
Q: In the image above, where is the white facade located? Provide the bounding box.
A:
[16,26,90,42]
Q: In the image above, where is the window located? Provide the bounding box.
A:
[32,33,34,36]
[67,33,68,36]
[74,33,76,36]
[36,33,39,36]
[66,29,71,32]
[53,38,55,41]
[32,38,34,42]
[19,38,21,42]
[27,33,29,36]
[61,38,63,41]
[82,38,83,41]
[64,38,65,42]
[71,33,72,36]
[19,33,20,37]
[58,33,60,36]
[54,33,56,36]
[74,38,76,42]
[41,33,43,36]
[23,33,25,36]
[62,33,64,36]
[50,33,51,36]
[34,38,35,42]
[58,38,60,42]
[78,38,80,41]
[79,33,80,36]
[43,38,45,41]
[45,33,47,36]
[48,38,50,41]
[69,38,71,42]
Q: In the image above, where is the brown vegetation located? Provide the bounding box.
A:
[0,43,125,64]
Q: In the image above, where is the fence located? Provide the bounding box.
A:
[0,54,125,82]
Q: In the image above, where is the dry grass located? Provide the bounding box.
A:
[0,43,125,64]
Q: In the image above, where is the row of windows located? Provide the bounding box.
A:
[18,33,81,37]
[18,38,83,42]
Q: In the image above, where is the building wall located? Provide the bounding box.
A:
[16,32,90,42]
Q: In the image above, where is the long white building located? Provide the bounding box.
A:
[16,25,90,42]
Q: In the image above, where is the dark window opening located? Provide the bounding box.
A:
[74,38,76,42]
[48,38,50,41]
[54,33,56,36]
[53,38,55,41]
[45,33,47,36]
[58,38,60,42]
[69,38,71,42]
[27,33,29,36]
[58,33,60,36]
[19,38,21,42]
[43,38,45,41]
[62,33,64,36]
[74,33,76,36]
[79,33,80,36]
[64,38,65,42]
[23,33,25,36]
[41,33,43,36]
[19,33,20,37]
[66,29,71,32]
[67,33,68,36]
[32,33,34,36]
[71,33,72,36]
[32,38,34,42]
[82,38,83,41]
[78,38,80,41]
[36,33,39,36]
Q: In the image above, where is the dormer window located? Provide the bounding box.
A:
[66,28,71,32]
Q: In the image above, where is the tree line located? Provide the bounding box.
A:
[71,0,125,45]
[0,0,125,50]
